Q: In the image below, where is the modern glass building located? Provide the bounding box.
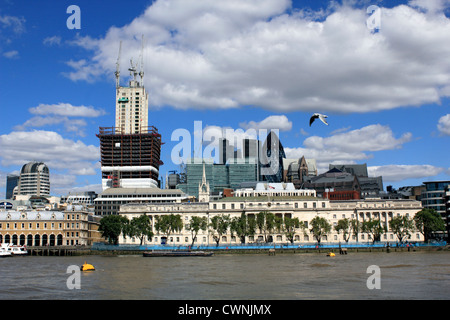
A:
[422,180,450,240]
[5,174,19,199]
[259,131,286,183]
[177,158,259,198]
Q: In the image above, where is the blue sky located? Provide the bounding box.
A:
[1,0,450,197]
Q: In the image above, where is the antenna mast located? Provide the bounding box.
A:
[115,41,122,88]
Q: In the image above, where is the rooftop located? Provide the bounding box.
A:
[211,195,319,202]
[99,187,186,196]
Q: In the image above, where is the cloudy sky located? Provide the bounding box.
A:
[0,0,449,197]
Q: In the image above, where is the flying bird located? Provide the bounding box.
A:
[309,113,328,126]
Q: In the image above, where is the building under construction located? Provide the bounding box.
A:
[97,126,163,190]
[97,38,163,191]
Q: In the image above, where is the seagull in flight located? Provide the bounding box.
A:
[309,113,328,126]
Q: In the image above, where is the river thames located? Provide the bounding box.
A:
[1,251,449,300]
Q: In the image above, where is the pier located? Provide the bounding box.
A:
[27,246,92,256]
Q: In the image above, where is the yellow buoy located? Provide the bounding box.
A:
[80,261,95,271]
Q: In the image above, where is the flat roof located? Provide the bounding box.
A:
[99,187,185,195]
[212,195,319,202]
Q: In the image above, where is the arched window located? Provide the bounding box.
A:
[27,234,33,246]
[57,234,63,246]
[12,234,18,245]
[49,234,55,246]
[34,234,40,246]
[19,234,25,245]
[42,234,48,246]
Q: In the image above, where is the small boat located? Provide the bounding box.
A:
[143,250,214,257]
[10,245,28,256]
[0,246,11,257]
[80,262,95,271]
[1,243,27,256]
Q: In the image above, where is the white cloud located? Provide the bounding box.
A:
[437,114,450,135]
[284,124,413,171]
[66,0,450,113]
[29,103,106,118]
[43,35,62,46]
[239,115,292,131]
[0,15,25,34]
[3,50,19,59]
[14,103,106,137]
[0,130,99,176]
[368,164,445,182]
[408,0,450,14]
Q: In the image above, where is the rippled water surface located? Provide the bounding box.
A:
[1,251,449,300]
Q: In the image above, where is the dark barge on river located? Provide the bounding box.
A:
[143,250,214,257]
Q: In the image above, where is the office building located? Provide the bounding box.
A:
[329,164,383,198]
[17,162,50,197]
[97,40,162,191]
[259,131,286,183]
[94,187,190,216]
[97,126,162,190]
[0,209,102,246]
[118,189,423,246]
[176,158,259,199]
[422,180,450,240]
[5,174,19,199]
[114,39,148,135]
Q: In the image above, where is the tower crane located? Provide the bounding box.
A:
[115,41,122,88]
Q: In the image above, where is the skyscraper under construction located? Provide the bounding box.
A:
[97,40,163,190]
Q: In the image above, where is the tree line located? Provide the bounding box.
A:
[98,208,445,246]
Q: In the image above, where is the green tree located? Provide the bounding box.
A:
[230,212,249,244]
[361,219,386,244]
[350,218,361,242]
[209,214,230,246]
[247,214,257,240]
[256,211,269,242]
[389,215,415,243]
[256,211,278,242]
[264,212,276,242]
[154,214,183,242]
[284,217,301,243]
[99,215,128,245]
[187,216,208,247]
[274,215,284,234]
[310,216,331,246]
[335,218,351,243]
[124,215,154,245]
[414,208,446,242]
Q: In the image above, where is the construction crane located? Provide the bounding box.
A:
[115,41,122,88]
[139,34,144,87]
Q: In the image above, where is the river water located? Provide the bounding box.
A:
[0,251,449,300]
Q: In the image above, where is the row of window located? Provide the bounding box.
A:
[127,232,422,244]
[211,202,327,210]
[100,193,182,199]
[0,234,83,246]
[0,222,85,230]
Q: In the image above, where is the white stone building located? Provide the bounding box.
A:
[118,195,423,246]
